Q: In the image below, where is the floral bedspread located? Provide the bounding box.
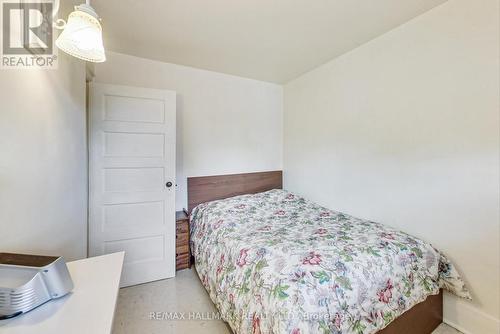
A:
[190,189,469,334]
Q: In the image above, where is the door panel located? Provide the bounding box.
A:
[104,95,165,123]
[103,132,165,157]
[103,167,165,192]
[103,235,165,264]
[103,201,164,231]
[89,83,176,287]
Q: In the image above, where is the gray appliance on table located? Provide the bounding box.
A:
[0,253,73,320]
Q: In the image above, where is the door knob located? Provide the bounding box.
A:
[166,182,173,188]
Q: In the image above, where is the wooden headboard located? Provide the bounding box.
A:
[187,171,283,213]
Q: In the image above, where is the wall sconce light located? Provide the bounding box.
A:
[55,0,105,63]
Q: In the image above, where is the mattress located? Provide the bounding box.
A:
[190,189,469,334]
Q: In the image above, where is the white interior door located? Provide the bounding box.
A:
[89,83,176,287]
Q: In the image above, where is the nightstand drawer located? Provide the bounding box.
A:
[176,252,190,269]
[175,211,191,270]
[176,221,189,234]
[176,233,189,246]
[176,243,189,254]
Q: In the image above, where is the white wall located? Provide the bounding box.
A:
[0,53,87,261]
[93,52,283,211]
[283,0,499,333]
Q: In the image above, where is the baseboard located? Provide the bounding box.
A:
[444,295,499,334]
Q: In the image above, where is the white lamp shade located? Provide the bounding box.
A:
[55,5,106,63]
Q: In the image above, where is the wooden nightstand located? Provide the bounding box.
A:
[176,211,191,270]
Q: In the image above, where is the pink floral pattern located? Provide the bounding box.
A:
[237,249,249,267]
[302,252,322,265]
[190,190,470,334]
[377,279,394,304]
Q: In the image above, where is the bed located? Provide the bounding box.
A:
[187,171,469,334]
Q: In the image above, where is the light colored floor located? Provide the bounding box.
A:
[113,268,462,334]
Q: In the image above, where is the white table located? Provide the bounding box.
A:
[0,252,124,334]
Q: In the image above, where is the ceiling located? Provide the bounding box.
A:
[89,0,447,83]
